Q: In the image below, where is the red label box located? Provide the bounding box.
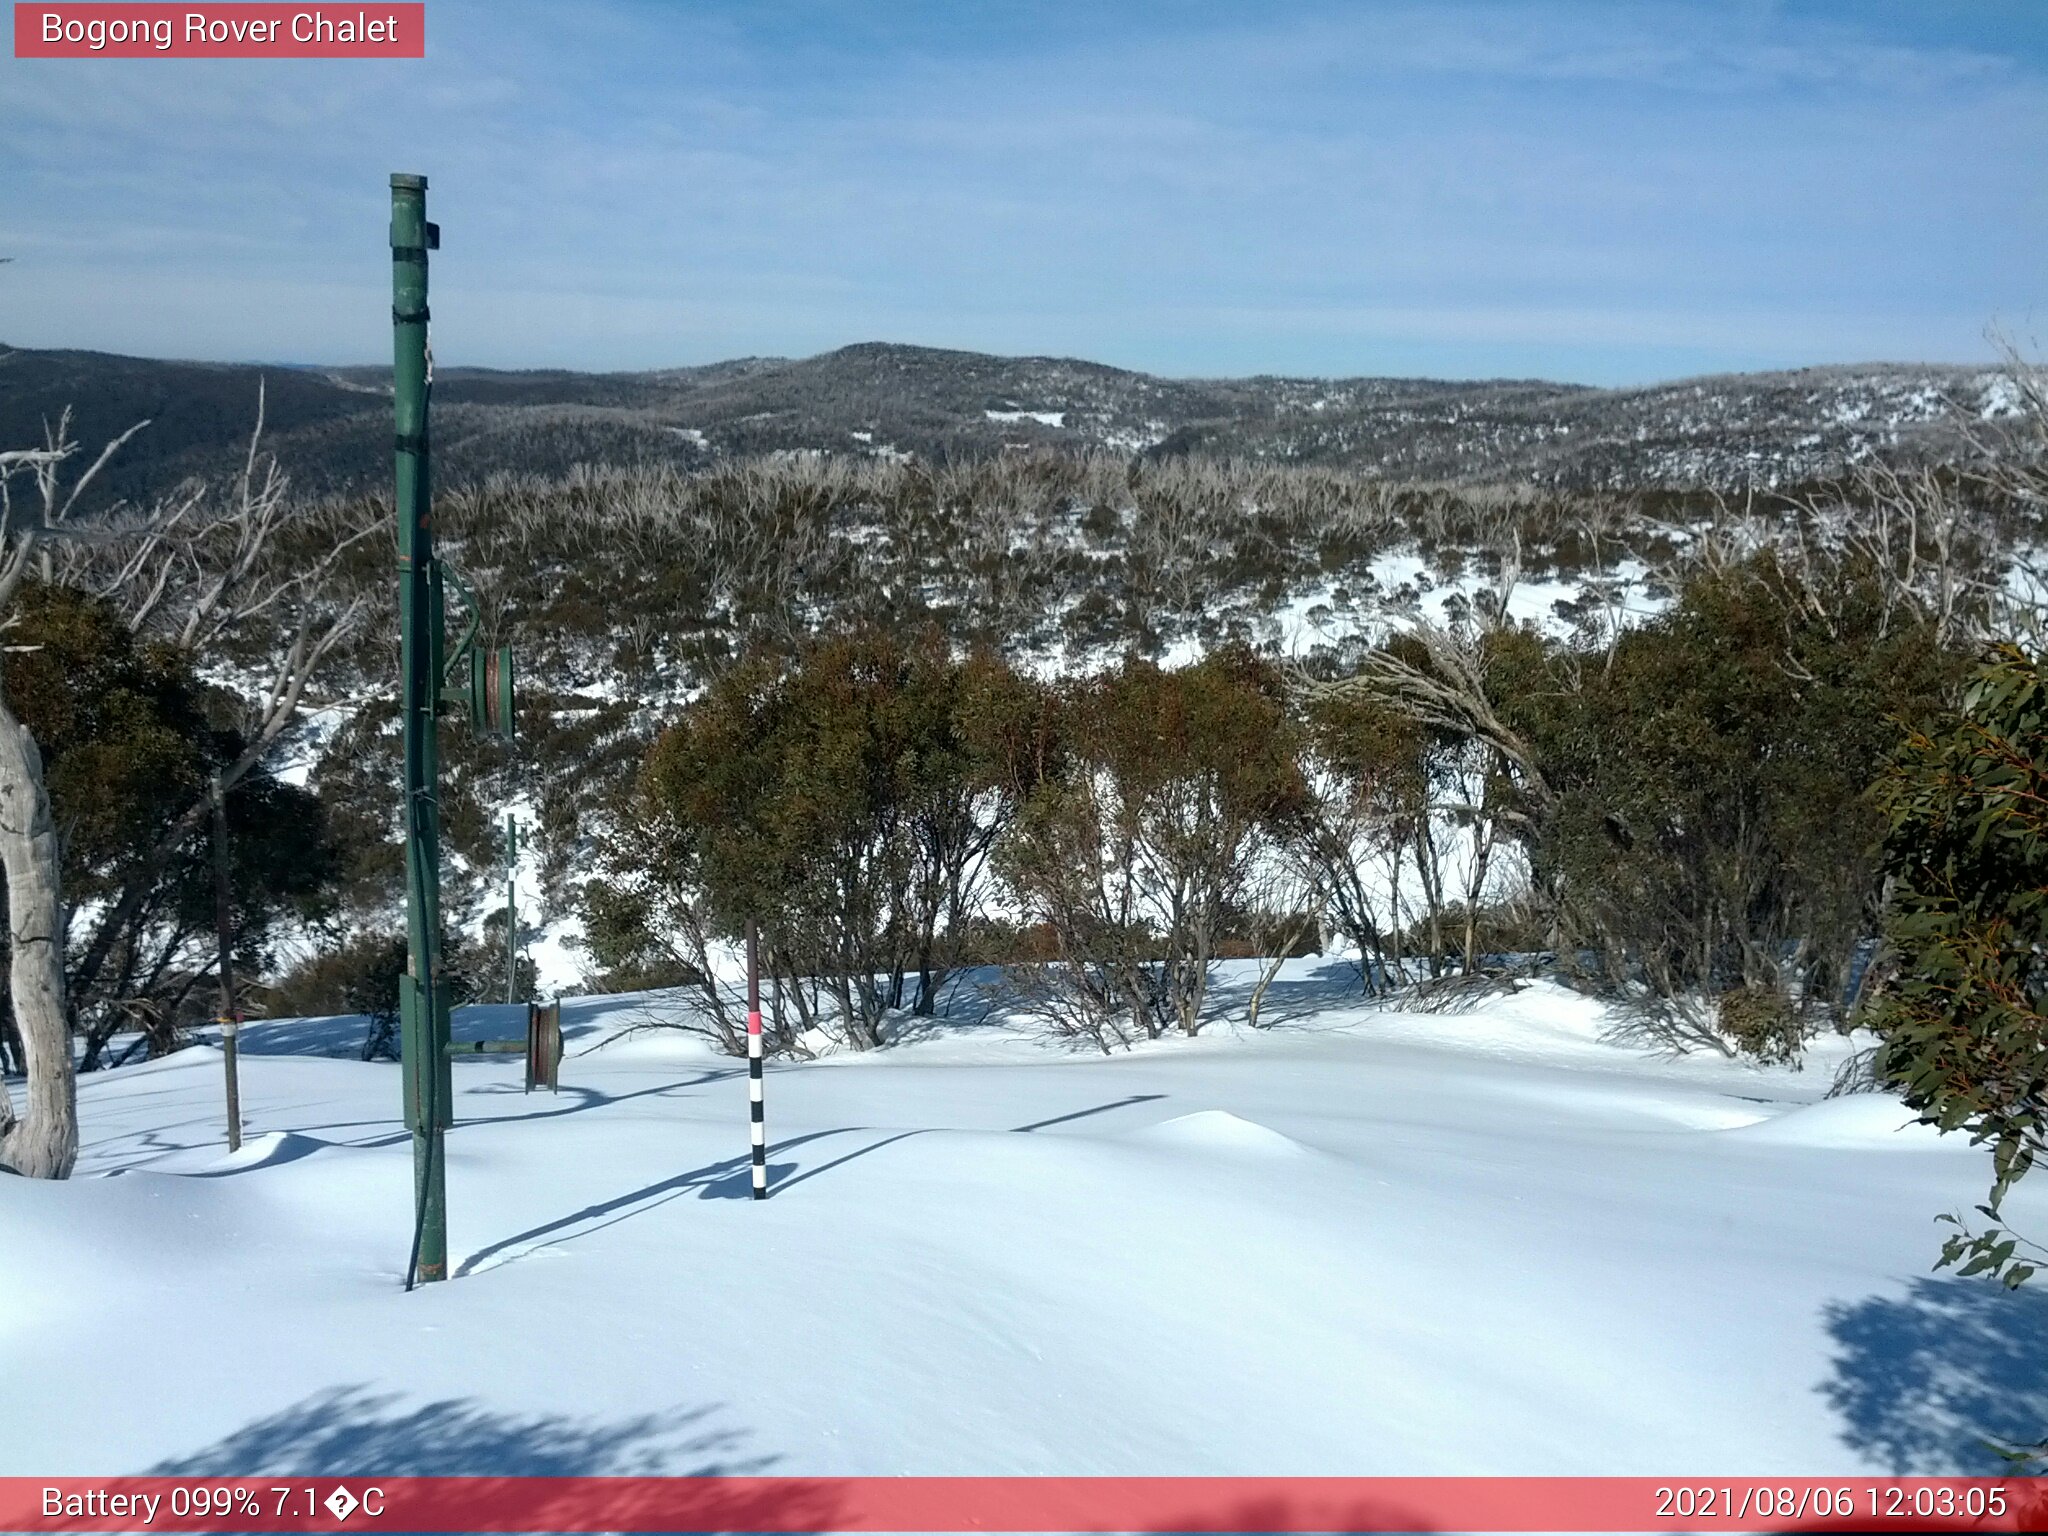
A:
[14,3,425,57]
[4,1476,2048,1533]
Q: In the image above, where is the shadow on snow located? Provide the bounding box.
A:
[457,1094,1169,1276]
[1820,1276,2048,1474]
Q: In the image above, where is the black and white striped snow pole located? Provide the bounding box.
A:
[747,919,766,1199]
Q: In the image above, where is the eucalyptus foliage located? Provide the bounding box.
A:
[1873,644,2048,1289]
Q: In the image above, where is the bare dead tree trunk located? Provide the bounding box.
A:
[0,419,144,1176]
[1414,812,1448,979]
[1305,624,1557,823]
[1462,787,1499,975]
[1385,837,1406,991]
[0,400,358,1172]
[1246,887,1318,1029]
[210,770,243,1153]
[0,666,74,1176]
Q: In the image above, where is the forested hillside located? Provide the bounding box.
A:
[2,356,2035,1080]
[1,340,2030,509]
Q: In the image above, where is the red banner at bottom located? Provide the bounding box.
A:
[5,1476,2046,1533]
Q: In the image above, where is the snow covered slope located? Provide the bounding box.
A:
[3,965,2044,1479]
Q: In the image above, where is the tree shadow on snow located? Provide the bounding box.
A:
[146,1394,1439,1532]
[89,1071,747,1176]
[458,1068,746,1120]
[1206,959,1390,1030]
[149,1385,843,1529]
[277,1068,744,1146]
[1820,1276,2048,1473]
[151,1385,754,1475]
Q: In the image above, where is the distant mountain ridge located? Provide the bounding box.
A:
[0,339,2023,508]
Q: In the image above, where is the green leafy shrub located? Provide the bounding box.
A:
[1716,984,1809,1066]
[1872,644,2048,1289]
[267,932,408,1060]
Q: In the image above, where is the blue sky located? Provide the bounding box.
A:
[2,0,2043,384]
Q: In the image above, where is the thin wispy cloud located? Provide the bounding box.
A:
[1,0,2041,383]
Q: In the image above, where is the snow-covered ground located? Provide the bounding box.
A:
[4,963,2045,1479]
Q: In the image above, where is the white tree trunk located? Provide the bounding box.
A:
[0,689,76,1179]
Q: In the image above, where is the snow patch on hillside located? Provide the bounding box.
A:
[985,409,1067,428]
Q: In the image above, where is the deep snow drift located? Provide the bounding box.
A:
[4,962,2046,1479]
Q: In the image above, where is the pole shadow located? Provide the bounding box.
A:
[1010,1093,1167,1133]
[454,1128,861,1277]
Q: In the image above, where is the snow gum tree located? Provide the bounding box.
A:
[1872,644,2048,1290]
[626,628,1034,1050]
[1000,647,1308,1044]
[1515,553,1962,1051]
[0,405,365,1177]
[1308,545,1968,1055]
[3,584,338,1070]
[1289,690,1431,993]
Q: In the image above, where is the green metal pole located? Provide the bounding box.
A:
[391,172,450,1286]
[505,813,518,1006]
